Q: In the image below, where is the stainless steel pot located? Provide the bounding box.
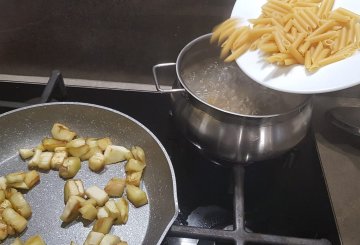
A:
[153,34,313,164]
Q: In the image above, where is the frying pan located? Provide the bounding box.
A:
[0,102,178,245]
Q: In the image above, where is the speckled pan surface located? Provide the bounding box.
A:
[0,102,178,245]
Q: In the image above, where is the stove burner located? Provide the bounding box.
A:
[166,166,331,245]
[0,70,66,109]
[0,72,339,245]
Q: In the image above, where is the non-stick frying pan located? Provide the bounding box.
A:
[0,102,178,245]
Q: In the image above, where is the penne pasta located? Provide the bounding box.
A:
[294,13,313,32]
[306,30,338,43]
[317,0,328,18]
[264,3,289,14]
[313,48,330,64]
[324,0,335,16]
[304,8,320,26]
[312,41,324,63]
[271,18,284,29]
[251,27,275,38]
[294,2,318,8]
[224,43,251,62]
[273,30,287,53]
[211,19,238,43]
[268,0,293,11]
[347,19,356,45]
[282,13,294,23]
[259,33,274,44]
[292,19,307,33]
[336,43,357,55]
[317,52,348,67]
[336,8,360,20]
[293,33,307,49]
[250,39,261,51]
[249,18,273,25]
[286,33,296,42]
[259,42,280,53]
[284,20,293,32]
[266,53,291,63]
[284,58,298,65]
[232,27,251,49]
[220,29,245,59]
[308,20,336,37]
[304,50,312,69]
[323,39,335,47]
[288,45,305,64]
[355,23,360,46]
[328,12,351,23]
[338,27,347,50]
[331,36,340,53]
[211,0,360,71]
[308,0,323,3]
[299,41,312,54]
[299,10,318,29]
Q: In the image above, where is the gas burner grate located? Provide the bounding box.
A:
[0,72,338,245]
[167,165,331,245]
[0,70,67,109]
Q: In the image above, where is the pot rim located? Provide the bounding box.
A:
[175,33,312,119]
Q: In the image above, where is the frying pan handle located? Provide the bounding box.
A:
[152,63,186,93]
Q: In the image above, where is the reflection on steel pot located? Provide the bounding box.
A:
[153,34,312,164]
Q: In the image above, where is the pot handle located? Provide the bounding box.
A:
[152,63,186,93]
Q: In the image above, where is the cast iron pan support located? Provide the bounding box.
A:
[0,70,67,109]
[168,165,332,245]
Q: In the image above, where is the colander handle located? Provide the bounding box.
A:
[152,63,186,93]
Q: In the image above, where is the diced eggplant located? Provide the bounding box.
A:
[79,204,97,221]
[97,138,112,151]
[59,157,81,179]
[131,146,145,163]
[85,186,109,207]
[11,237,24,245]
[97,207,109,219]
[99,234,121,245]
[104,178,125,197]
[67,145,89,158]
[42,138,67,152]
[92,217,113,234]
[125,159,146,173]
[9,192,32,219]
[104,200,120,219]
[51,123,76,142]
[126,171,143,187]
[126,184,148,208]
[51,150,68,170]
[2,208,27,233]
[114,198,129,225]
[104,145,132,165]
[64,179,85,204]
[88,153,105,172]
[24,235,46,245]
[5,172,25,184]
[84,231,104,245]
[28,149,42,168]
[60,196,81,223]
[23,170,40,190]
[19,149,34,160]
[38,152,53,170]
[81,147,102,161]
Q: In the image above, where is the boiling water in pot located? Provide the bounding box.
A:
[181,57,300,116]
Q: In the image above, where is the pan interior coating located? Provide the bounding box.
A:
[0,103,178,245]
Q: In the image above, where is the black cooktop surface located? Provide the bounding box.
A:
[0,81,340,245]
